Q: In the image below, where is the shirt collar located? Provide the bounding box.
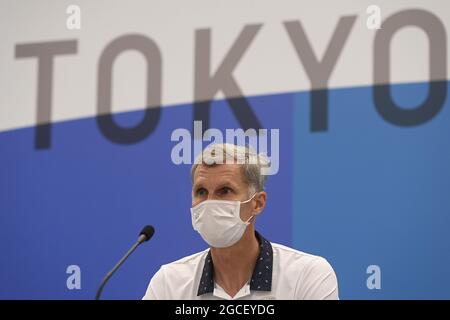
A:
[197,231,273,296]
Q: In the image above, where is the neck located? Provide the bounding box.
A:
[210,227,260,298]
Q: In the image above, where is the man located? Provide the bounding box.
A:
[143,143,338,300]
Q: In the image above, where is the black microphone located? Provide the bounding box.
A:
[95,225,155,300]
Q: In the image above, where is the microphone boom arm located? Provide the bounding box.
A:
[95,233,148,300]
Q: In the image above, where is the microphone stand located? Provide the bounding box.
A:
[95,234,147,300]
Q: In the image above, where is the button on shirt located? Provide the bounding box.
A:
[143,232,339,300]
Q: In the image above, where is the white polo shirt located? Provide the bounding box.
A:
[143,232,339,300]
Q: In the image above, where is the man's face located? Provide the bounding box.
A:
[192,164,254,222]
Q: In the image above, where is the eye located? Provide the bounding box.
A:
[196,188,207,196]
[219,187,233,195]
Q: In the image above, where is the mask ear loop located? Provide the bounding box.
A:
[244,214,255,224]
[241,193,258,224]
[241,193,257,204]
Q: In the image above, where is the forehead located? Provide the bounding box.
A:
[193,164,246,186]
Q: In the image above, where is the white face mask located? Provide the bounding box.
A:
[190,194,256,248]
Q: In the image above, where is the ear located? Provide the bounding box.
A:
[253,191,267,216]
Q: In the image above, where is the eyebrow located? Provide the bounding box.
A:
[216,181,238,190]
[192,183,204,191]
[192,181,239,192]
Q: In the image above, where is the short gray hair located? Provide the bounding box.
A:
[191,143,269,194]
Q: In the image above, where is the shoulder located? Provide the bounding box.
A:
[271,242,329,265]
[160,249,209,274]
[270,242,339,299]
[143,249,209,300]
